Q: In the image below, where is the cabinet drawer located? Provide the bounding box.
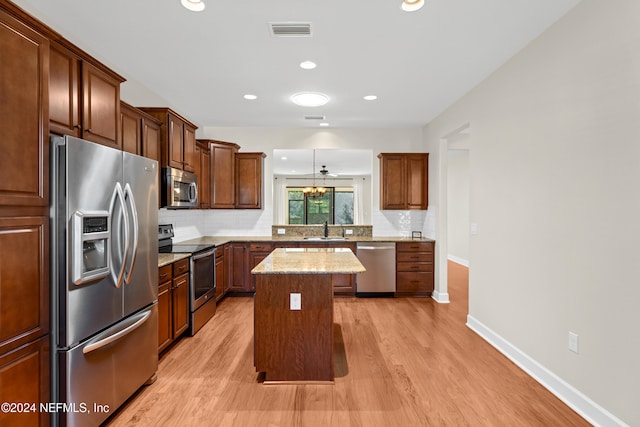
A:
[173,258,189,276]
[396,242,434,253]
[249,243,273,252]
[396,272,434,293]
[397,262,433,272]
[158,265,173,283]
[397,252,433,263]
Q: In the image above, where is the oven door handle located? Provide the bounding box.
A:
[191,249,215,261]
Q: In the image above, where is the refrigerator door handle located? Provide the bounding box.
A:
[110,182,129,288]
[82,309,151,355]
[123,183,139,285]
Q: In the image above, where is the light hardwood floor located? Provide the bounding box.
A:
[106,262,589,426]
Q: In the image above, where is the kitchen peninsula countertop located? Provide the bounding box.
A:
[251,247,366,275]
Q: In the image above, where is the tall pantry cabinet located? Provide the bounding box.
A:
[0,4,50,427]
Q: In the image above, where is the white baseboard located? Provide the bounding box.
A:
[432,290,450,304]
[447,255,469,267]
[466,315,629,427]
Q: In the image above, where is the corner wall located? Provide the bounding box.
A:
[423,1,639,425]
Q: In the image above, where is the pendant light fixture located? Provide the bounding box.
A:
[303,150,326,198]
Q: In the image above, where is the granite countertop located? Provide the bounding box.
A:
[158,252,191,268]
[251,248,366,275]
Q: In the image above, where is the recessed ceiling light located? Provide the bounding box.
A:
[281,156,288,160]
[363,95,378,101]
[401,0,424,12]
[181,0,205,12]
[319,123,330,127]
[290,92,329,107]
[243,94,257,100]
[300,61,317,70]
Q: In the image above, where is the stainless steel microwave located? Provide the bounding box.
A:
[163,167,198,208]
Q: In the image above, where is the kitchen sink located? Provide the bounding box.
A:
[303,237,348,241]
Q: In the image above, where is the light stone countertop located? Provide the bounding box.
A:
[180,235,435,246]
[251,248,366,275]
[158,252,190,268]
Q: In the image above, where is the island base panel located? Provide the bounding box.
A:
[254,274,334,382]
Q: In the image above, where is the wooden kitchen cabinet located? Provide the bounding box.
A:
[236,152,266,209]
[157,265,173,353]
[0,335,50,427]
[215,246,225,301]
[139,107,198,172]
[172,259,190,338]
[207,140,240,208]
[229,243,250,293]
[379,153,429,210]
[195,141,211,208]
[49,41,124,149]
[0,8,49,208]
[120,101,142,155]
[396,241,435,296]
[157,259,190,354]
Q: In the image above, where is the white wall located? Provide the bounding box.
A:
[424,1,639,425]
[160,127,431,240]
[447,149,470,265]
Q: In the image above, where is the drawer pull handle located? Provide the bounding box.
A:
[159,273,168,278]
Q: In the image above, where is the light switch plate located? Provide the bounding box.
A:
[345,229,353,235]
[568,331,579,354]
[290,293,301,310]
[277,228,286,235]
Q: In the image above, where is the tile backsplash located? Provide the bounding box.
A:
[159,208,430,241]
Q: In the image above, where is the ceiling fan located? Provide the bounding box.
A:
[319,165,338,177]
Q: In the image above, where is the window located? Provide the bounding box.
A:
[286,187,354,225]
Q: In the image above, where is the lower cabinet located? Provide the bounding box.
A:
[157,258,190,354]
[395,241,435,296]
[0,335,49,427]
[215,246,225,301]
[229,243,249,293]
[288,242,356,295]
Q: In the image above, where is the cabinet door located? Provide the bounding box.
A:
[157,281,172,353]
[229,244,247,292]
[167,113,184,169]
[183,124,196,173]
[215,252,225,300]
[379,154,407,210]
[224,244,231,292]
[172,273,190,337]
[235,153,265,209]
[49,42,80,137]
[200,147,211,208]
[0,217,48,355]
[0,11,49,207]
[120,102,141,155]
[0,335,49,427]
[81,61,121,149]
[210,143,237,208]
[142,117,162,208]
[406,154,428,210]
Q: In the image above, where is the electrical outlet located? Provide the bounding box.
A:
[568,331,579,354]
[277,228,286,235]
[345,229,353,235]
[290,293,301,310]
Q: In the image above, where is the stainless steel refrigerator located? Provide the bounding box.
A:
[50,135,159,426]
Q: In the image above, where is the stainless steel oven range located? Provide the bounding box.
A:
[158,224,217,335]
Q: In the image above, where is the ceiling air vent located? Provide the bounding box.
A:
[304,115,326,121]
[269,22,312,37]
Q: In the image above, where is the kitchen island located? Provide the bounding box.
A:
[251,248,365,383]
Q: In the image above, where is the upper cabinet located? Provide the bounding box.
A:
[379,153,429,210]
[0,7,49,208]
[207,140,239,209]
[195,141,211,209]
[49,41,124,150]
[139,108,198,173]
[236,152,266,209]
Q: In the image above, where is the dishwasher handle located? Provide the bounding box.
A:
[357,245,396,250]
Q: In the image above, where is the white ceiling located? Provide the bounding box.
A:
[14,0,580,129]
[273,149,373,176]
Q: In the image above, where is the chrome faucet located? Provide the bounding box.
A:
[324,221,329,238]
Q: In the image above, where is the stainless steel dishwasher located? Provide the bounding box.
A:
[356,242,396,296]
